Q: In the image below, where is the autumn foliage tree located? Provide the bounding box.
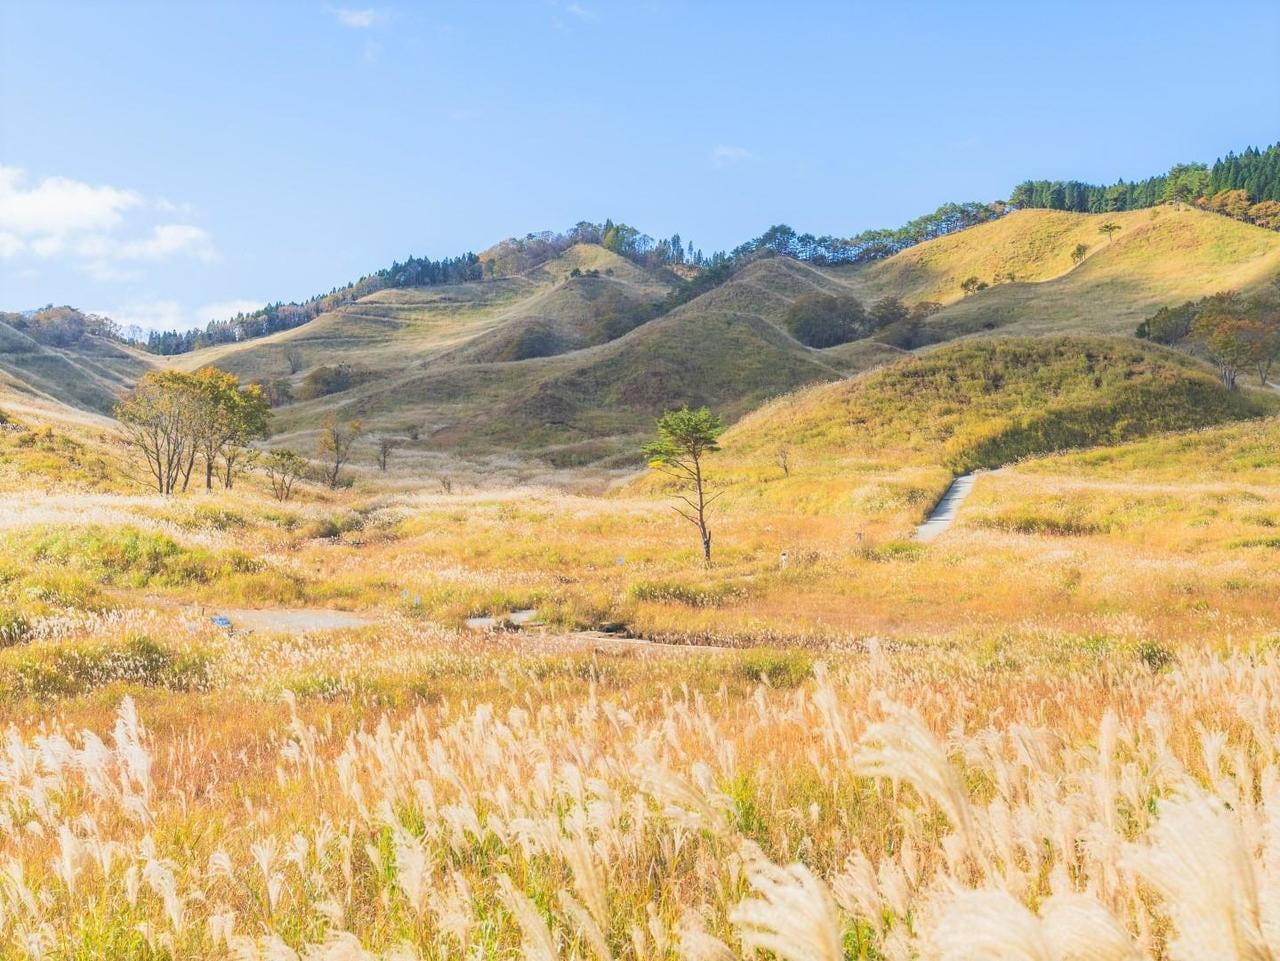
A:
[116,369,271,494]
[192,369,270,490]
[1189,289,1280,389]
[115,372,203,494]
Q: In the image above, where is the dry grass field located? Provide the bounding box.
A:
[2,331,1280,957]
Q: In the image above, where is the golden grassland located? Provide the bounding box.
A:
[4,338,1280,957]
[834,205,1280,340]
[4,207,1278,468]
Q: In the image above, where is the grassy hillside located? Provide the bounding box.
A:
[181,246,893,461]
[199,207,1278,462]
[719,336,1274,473]
[0,320,155,415]
[11,207,1278,466]
[832,205,1280,338]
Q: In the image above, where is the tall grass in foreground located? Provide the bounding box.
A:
[0,644,1277,959]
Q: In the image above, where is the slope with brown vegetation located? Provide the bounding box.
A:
[8,206,1279,466]
[833,205,1280,340]
[0,317,155,415]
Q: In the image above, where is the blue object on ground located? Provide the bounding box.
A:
[211,615,233,629]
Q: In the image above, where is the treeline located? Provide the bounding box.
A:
[731,202,1005,266]
[129,141,1280,358]
[481,219,702,275]
[1009,143,1280,228]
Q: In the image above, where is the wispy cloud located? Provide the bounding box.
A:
[565,3,598,20]
[0,164,217,278]
[103,298,187,332]
[709,144,753,168]
[331,6,381,28]
[79,224,218,264]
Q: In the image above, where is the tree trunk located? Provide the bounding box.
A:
[180,448,196,492]
[205,456,215,491]
[694,455,711,565]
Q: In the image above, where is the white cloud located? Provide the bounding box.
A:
[0,166,141,236]
[709,144,753,167]
[82,261,144,283]
[0,165,217,281]
[99,224,218,263]
[31,234,65,257]
[565,3,598,20]
[332,7,380,28]
[155,196,195,216]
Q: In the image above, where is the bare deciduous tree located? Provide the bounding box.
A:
[375,437,400,472]
[318,414,363,488]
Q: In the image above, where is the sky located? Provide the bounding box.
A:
[2,1,1278,333]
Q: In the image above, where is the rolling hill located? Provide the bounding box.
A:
[4,205,1278,465]
[0,318,152,418]
[168,245,899,462]
[718,336,1275,471]
[836,205,1280,340]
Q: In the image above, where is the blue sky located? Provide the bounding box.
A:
[2,1,1278,332]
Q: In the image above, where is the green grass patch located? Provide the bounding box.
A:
[0,635,214,701]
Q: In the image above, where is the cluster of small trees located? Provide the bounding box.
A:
[1,306,119,348]
[1137,284,1280,390]
[115,368,379,498]
[783,293,921,348]
[115,370,270,494]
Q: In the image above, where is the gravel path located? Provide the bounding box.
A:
[915,473,976,543]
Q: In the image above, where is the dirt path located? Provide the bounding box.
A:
[915,473,976,543]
